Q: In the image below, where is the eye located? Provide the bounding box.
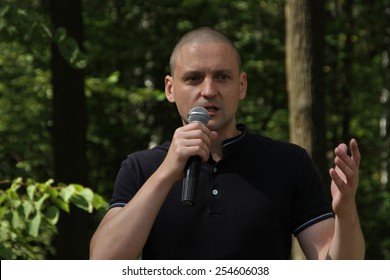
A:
[218,74,229,80]
[184,74,203,84]
[189,75,201,81]
[217,73,231,81]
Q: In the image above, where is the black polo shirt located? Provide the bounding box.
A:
[110,124,334,259]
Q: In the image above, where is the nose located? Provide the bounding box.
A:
[200,77,218,98]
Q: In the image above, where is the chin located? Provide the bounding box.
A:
[207,121,221,132]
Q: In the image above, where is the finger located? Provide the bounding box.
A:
[334,144,357,175]
[184,122,211,136]
[334,149,352,180]
[329,167,346,190]
[334,143,361,189]
[337,143,348,154]
[184,124,214,161]
[333,158,347,183]
[350,138,361,168]
[182,123,212,143]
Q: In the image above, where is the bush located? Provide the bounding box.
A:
[0,178,108,259]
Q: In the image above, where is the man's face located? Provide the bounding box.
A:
[165,42,247,134]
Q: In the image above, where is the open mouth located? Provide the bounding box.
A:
[204,105,219,113]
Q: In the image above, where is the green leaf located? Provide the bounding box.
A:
[0,192,6,205]
[7,189,21,208]
[11,210,22,229]
[0,4,10,17]
[92,194,109,210]
[28,212,42,237]
[22,200,34,218]
[106,71,120,84]
[51,197,70,213]
[45,206,59,225]
[27,184,36,200]
[70,194,92,213]
[45,186,58,198]
[0,206,6,219]
[40,23,52,39]
[69,183,84,192]
[60,185,75,202]
[44,179,54,186]
[10,180,21,193]
[80,188,94,203]
[33,193,49,211]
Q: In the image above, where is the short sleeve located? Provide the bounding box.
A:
[291,150,334,235]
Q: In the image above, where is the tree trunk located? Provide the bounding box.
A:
[49,0,90,259]
[285,0,326,259]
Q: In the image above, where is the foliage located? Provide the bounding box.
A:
[0,0,389,259]
[323,0,390,259]
[85,73,172,196]
[0,178,108,259]
[0,1,52,181]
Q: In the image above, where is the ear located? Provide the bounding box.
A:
[165,75,175,103]
[239,72,247,100]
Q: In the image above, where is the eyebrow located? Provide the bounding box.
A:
[182,69,234,77]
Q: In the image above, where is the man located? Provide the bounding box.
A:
[90,27,365,260]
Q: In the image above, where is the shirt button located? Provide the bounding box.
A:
[212,189,219,196]
[213,167,218,173]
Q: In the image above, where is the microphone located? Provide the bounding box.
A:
[181,106,210,206]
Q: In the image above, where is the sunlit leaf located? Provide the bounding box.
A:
[27,184,36,200]
[70,194,92,213]
[80,188,94,203]
[92,194,109,210]
[60,185,75,202]
[51,197,70,213]
[33,193,49,211]
[11,210,22,229]
[69,184,84,192]
[22,200,34,218]
[28,212,42,237]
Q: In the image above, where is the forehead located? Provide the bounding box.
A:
[175,42,239,73]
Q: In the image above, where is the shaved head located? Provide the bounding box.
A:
[169,27,241,75]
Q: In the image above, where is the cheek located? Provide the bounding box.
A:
[172,97,192,120]
[175,87,198,105]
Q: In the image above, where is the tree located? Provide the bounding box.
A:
[285,0,327,259]
[1,0,389,259]
[49,0,90,259]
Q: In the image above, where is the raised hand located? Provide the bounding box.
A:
[329,138,361,217]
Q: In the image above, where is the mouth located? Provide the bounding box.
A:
[203,105,219,114]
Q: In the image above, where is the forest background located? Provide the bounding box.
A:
[0,0,389,260]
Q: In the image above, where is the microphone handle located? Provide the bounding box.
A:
[181,156,201,206]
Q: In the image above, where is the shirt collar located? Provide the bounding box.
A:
[221,124,249,158]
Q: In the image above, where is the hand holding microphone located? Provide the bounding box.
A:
[181,107,210,206]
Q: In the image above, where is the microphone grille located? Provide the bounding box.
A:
[188,107,209,125]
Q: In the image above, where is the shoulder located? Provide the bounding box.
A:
[246,133,308,158]
[238,133,317,179]
[110,141,171,207]
[117,141,170,181]
[123,141,170,165]
[230,125,306,155]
